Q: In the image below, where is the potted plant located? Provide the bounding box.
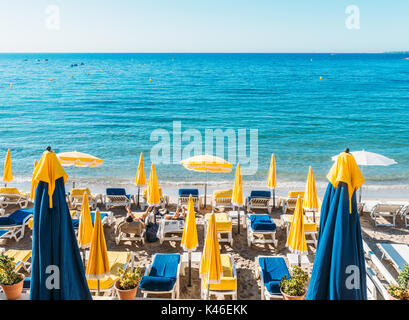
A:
[279,265,309,300]
[387,265,409,300]
[115,266,142,300]
[0,254,25,300]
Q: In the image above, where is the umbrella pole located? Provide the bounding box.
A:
[188,251,192,287]
[137,187,140,208]
[204,182,207,209]
[207,282,210,300]
[82,248,86,266]
[273,188,276,209]
[298,254,301,267]
[97,279,100,296]
[237,205,240,235]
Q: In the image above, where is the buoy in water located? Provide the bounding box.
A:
[50,77,53,81]
[320,76,323,80]
[172,59,175,62]
[149,78,152,83]
[10,83,13,88]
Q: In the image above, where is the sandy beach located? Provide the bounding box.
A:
[1,193,408,300]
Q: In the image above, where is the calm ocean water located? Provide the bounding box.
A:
[1,53,409,197]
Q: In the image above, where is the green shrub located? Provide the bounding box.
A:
[388,265,409,300]
[279,265,309,297]
[0,254,23,286]
[118,266,142,290]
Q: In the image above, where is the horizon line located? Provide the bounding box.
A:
[0,51,408,54]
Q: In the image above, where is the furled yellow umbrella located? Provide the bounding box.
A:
[181,155,233,208]
[147,164,161,223]
[134,153,146,208]
[232,164,243,234]
[181,195,198,287]
[200,213,223,299]
[303,166,319,222]
[86,210,110,295]
[3,150,13,186]
[78,192,94,265]
[266,154,277,208]
[286,196,308,266]
[57,151,103,188]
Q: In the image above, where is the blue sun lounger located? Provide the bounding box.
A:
[104,188,132,209]
[256,256,290,300]
[0,229,11,239]
[247,214,277,247]
[0,208,33,242]
[178,189,200,210]
[378,242,409,272]
[246,190,272,213]
[139,253,181,299]
[72,211,113,230]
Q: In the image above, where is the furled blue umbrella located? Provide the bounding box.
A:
[306,151,367,300]
[30,148,92,300]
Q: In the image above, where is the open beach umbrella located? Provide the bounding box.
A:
[181,155,233,208]
[134,153,146,208]
[3,150,13,186]
[57,151,103,188]
[287,196,308,266]
[306,151,366,300]
[30,149,91,300]
[331,149,397,202]
[266,154,277,208]
[78,192,94,265]
[303,167,319,222]
[200,212,223,299]
[86,210,110,295]
[232,164,243,234]
[147,164,161,222]
[181,195,199,287]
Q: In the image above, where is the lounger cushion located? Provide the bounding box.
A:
[249,215,276,231]
[259,257,290,295]
[285,215,317,233]
[0,187,21,195]
[213,190,233,198]
[0,208,33,226]
[179,189,199,197]
[208,254,237,291]
[205,213,232,231]
[71,188,91,196]
[287,191,305,198]
[139,276,176,292]
[106,188,131,199]
[250,190,271,198]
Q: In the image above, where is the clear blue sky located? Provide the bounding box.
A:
[0,0,408,53]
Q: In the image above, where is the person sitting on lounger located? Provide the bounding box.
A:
[159,206,186,220]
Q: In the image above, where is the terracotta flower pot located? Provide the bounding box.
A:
[281,289,306,300]
[114,280,137,300]
[0,274,25,300]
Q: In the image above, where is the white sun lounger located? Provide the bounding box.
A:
[247,215,277,247]
[0,188,30,209]
[378,242,409,272]
[158,219,185,244]
[399,205,409,228]
[370,204,403,227]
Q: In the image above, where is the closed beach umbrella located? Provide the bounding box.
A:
[181,195,199,287]
[232,164,243,234]
[3,150,13,186]
[147,164,161,223]
[30,149,91,300]
[78,192,94,265]
[57,151,103,188]
[134,153,146,208]
[266,154,277,208]
[86,210,110,295]
[331,149,396,202]
[287,196,308,266]
[303,167,319,222]
[181,155,233,208]
[200,213,223,299]
[306,151,366,300]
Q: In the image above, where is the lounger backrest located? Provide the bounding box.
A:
[106,188,127,196]
[10,209,33,224]
[179,189,199,197]
[259,257,290,284]
[220,254,233,277]
[0,188,21,195]
[374,204,402,213]
[213,190,233,198]
[288,191,305,198]
[150,254,180,279]
[250,190,271,198]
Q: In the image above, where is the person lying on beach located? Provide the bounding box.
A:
[163,206,186,220]
[115,205,152,236]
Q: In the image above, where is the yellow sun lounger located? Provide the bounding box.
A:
[0,188,30,209]
[68,188,102,211]
[201,254,237,300]
[87,251,134,296]
[4,249,32,273]
[279,191,305,214]
[205,213,233,246]
[281,214,318,246]
[212,189,233,212]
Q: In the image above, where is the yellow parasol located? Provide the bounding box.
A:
[181,155,233,208]
[134,153,146,208]
[86,210,110,295]
[286,196,308,265]
[181,195,198,287]
[3,150,13,186]
[78,193,94,265]
[200,213,223,299]
[266,154,277,208]
[303,166,319,222]
[232,164,243,234]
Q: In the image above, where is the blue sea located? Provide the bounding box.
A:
[1,53,409,198]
